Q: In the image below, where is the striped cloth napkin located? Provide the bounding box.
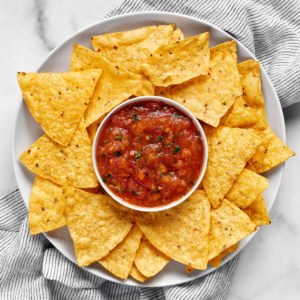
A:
[1,0,299,299]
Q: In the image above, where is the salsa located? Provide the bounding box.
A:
[96,100,204,207]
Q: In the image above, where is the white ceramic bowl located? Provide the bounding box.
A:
[13,12,285,287]
[92,96,208,212]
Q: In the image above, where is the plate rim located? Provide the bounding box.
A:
[13,11,286,287]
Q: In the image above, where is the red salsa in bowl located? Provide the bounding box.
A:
[93,97,207,211]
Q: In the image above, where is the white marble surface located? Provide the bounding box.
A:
[0,1,299,299]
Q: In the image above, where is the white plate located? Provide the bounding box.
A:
[13,12,285,287]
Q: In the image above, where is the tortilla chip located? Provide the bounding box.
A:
[243,195,271,226]
[226,169,269,209]
[238,60,268,130]
[136,190,210,270]
[92,25,176,74]
[220,96,259,127]
[134,74,155,96]
[99,224,143,279]
[86,114,106,143]
[17,70,101,146]
[135,236,170,277]
[247,126,295,173]
[20,121,98,188]
[170,28,184,42]
[203,126,262,208]
[65,187,134,266]
[28,177,66,235]
[209,244,238,268]
[130,264,148,282]
[70,44,141,126]
[238,60,265,107]
[208,200,256,260]
[156,41,242,127]
[142,32,210,87]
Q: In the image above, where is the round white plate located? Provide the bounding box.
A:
[13,12,285,287]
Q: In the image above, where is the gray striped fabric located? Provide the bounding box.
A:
[1,0,300,299]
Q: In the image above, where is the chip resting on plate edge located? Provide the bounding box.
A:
[92,24,177,75]
[17,70,101,146]
[20,121,98,188]
[142,32,210,87]
[28,176,66,235]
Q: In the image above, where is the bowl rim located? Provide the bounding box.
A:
[92,95,208,212]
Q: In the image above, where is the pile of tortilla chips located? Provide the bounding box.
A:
[18,24,294,282]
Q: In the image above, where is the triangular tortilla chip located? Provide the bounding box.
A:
[203,126,261,208]
[70,44,142,126]
[156,41,242,127]
[243,195,271,226]
[20,121,98,188]
[136,190,210,270]
[92,25,176,74]
[238,60,268,130]
[220,96,259,128]
[226,169,269,209]
[247,126,295,173]
[134,74,155,96]
[209,244,238,268]
[99,225,143,279]
[17,70,101,146]
[134,236,170,277]
[208,200,256,260]
[130,264,148,282]
[64,187,134,266]
[29,176,66,235]
[142,32,210,86]
[170,28,184,43]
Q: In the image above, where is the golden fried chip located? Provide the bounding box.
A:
[29,177,66,235]
[70,44,141,126]
[86,114,106,143]
[170,28,184,42]
[247,126,295,173]
[156,41,242,127]
[209,244,238,268]
[238,60,268,130]
[20,121,98,188]
[208,200,256,260]
[143,33,210,87]
[99,225,143,279]
[134,74,155,96]
[130,264,148,282]
[92,25,176,74]
[243,195,271,226]
[65,187,134,266]
[226,169,269,209]
[134,236,170,277]
[17,70,101,146]
[136,190,210,270]
[203,126,261,208]
[238,60,265,107]
[220,96,259,128]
